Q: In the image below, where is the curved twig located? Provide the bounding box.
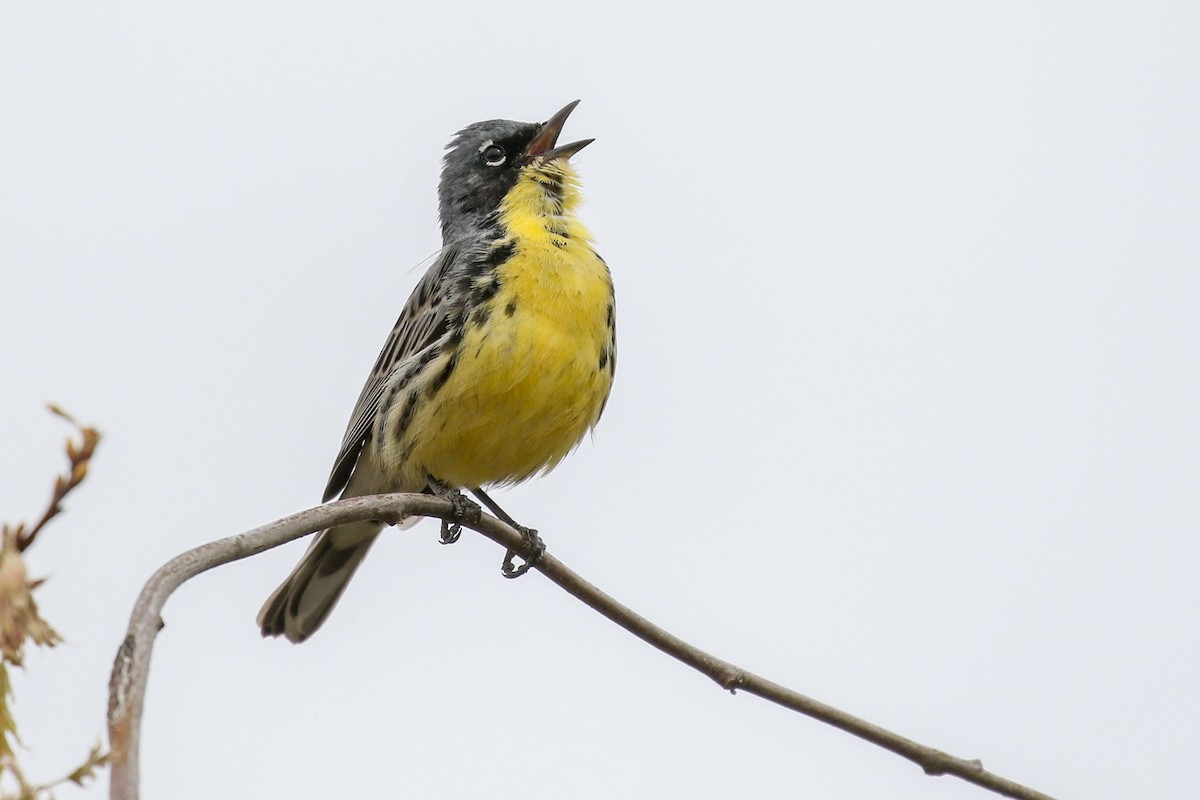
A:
[107,494,1057,800]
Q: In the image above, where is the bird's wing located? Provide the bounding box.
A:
[322,242,465,501]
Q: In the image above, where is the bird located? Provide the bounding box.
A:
[258,100,615,643]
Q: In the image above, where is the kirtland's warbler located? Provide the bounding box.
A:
[259,101,615,643]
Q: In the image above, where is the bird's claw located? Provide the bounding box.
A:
[439,490,479,545]
[439,519,461,545]
[501,526,545,579]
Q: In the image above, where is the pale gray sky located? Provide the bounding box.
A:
[2,2,1198,798]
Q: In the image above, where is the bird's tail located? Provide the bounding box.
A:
[257,519,382,643]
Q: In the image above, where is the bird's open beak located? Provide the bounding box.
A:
[524,100,594,163]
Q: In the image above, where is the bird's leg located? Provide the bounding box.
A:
[427,477,479,545]
[469,487,545,579]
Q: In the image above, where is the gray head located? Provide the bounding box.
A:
[437,100,593,243]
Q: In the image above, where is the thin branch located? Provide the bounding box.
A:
[107,495,1057,800]
[13,405,102,553]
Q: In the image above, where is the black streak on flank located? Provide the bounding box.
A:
[504,300,517,317]
[415,345,442,371]
[598,352,608,371]
[393,389,420,439]
[429,351,459,396]
[470,304,491,327]
[463,240,515,283]
[472,277,501,305]
[605,303,614,328]
[486,240,517,269]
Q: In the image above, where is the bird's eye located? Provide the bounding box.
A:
[481,144,506,167]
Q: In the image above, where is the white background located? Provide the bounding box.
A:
[2,3,1197,798]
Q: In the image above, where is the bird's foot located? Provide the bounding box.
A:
[502,526,545,579]
[430,484,479,545]
[464,487,545,578]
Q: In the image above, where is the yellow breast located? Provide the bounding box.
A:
[404,164,615,489]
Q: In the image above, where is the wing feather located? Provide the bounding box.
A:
[323,242,465,501]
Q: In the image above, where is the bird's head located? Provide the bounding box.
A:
[438,100,593,242]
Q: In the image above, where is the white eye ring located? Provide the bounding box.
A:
[478,139,507,167]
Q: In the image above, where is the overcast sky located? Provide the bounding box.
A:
[2,3,1197,799]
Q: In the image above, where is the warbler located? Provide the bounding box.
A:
[258,100,615,643]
